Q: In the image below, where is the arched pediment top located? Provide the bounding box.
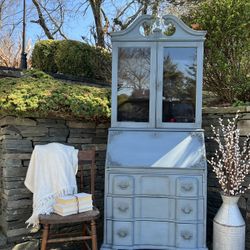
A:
[111,14,206,42]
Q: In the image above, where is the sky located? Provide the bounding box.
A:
[2,0,132,45]
[22,0,95,44]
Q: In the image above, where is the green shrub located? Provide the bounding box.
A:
[32,40,111,83]
[189,0,250,104]
[0,70,111,122]
[32,40,59,73]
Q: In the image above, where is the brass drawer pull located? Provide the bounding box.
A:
[181,183,193,192]
[181,231,193,240]
[118,181,129,189]
[181,206,193,214]
[117,230,128,238]
[118,205,129,212]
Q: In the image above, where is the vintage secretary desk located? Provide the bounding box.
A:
[101,15,208,250]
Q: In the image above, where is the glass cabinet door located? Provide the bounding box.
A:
[112,43,201,129]
[112,43,156,127]
[117,47,150,122]
[157,46,198,128]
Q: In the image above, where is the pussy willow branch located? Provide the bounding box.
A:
[208,113,250,195]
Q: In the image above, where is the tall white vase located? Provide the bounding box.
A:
[213,194,245,250]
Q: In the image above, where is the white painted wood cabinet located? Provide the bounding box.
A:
[101,15,207,250]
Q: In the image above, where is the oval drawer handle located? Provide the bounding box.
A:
[117,230,128,238]
[118,205,129,212]
[181,231,193,240]
[181,206,193,214]
[181,183,193,192]
[118,181,129,189]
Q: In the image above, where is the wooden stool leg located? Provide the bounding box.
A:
[91,220,97,250]
[82,223,88,250]
[41,224,49,250]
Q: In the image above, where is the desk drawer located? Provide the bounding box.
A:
[176,176,202,197]
[110,175,134,195]
[107,197,133,219]
[176,199,203,221]
[113,221,133,246]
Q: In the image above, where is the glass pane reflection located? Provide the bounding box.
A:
[162,48,197,123]
[117,47,150,122]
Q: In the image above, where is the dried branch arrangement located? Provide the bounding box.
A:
[208,113,250,196]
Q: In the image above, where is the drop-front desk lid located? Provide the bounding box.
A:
[106,129,206,169]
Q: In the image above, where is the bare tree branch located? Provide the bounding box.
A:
[32,0,54,39]
[39,0,68,39]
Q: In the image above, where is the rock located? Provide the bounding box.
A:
[12,240,39,250]
[37,119,67,128]
[3,212,31,221]
[96,128,108,136]
[96,123,110,128]
[3,168,27,178]
[5,228,30,238]
[0,134,22,140]
[22,160,30,167]
[93,137,107,144]
[0,232,7,247]
[1,154,31,160]
[49,128,69,137]
[0,159,22,168]
[5,208,32,217]
[3,181,26,189]
[203,106,247,114]
[0,126,22,136]
[1,140,33,153]
[0,117,36,127]
[36,118,56,125]
[66,121,95,128]
[81,143,106,151]
[2,192,31,202]
[15,126,48,137]
[67,138,92,144]
[5,199,32,209]
[237,120,250,135]
[26,136,67,142]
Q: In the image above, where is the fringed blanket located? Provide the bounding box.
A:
[24,143,79,227]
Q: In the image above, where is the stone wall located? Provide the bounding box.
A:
[0,116,108,247]
[0,106,249,249]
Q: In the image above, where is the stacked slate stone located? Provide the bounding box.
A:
[0,116,108,246]
[0,107,249,249]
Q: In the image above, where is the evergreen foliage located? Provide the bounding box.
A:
[189,0,250,104]
[32,40,111,83]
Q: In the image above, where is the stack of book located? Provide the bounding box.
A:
[53,193,93,216]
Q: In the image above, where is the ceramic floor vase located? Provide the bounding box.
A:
[213,194,245,250]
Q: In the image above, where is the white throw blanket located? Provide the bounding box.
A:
[25,143,79,227]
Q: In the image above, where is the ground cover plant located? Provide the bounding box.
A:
[0,70,111,122]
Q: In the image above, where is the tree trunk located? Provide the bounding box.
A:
[89,0,105,47]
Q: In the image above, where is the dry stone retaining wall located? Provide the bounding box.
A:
[0,106,249,249]
[0,116,108,247]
